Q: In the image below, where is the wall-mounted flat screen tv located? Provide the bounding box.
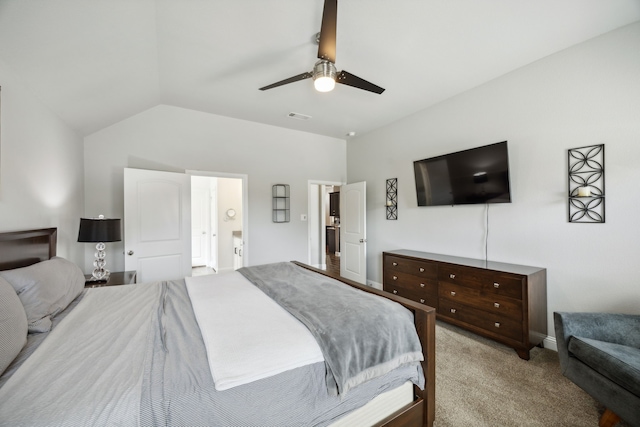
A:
[413,141,512,207]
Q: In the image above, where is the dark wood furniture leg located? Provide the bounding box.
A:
[599,408,621,427]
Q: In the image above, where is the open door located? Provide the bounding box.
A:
[124,168,192,283]
[340,181,367,284]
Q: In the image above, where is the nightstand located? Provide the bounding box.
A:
[85,271,137,288]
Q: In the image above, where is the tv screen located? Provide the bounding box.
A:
[413,141,511,207]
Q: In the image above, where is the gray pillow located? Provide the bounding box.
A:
[0,276,28,375]
[0,257,85,333]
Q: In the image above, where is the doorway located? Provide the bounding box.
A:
[190,174,245,276]
[308,181,341,274]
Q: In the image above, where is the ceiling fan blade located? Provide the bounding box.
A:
[317,0,337,63]
[259,72,312,91]
[336,70,385,94]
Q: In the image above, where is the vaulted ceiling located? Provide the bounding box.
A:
[0,0,638,139]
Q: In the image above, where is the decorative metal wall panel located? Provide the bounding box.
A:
[386,178,398,220]
[568,144,604,223]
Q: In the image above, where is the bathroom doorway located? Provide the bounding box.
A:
[190,172,246,276]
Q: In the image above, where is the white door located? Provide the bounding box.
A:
[191,187,210,267]
[124,168,192,283]
[340,181,367,284]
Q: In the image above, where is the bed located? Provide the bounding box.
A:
[0,228,435,427]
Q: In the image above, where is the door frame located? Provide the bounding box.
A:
[307,180,343,268]
[187,170,249,267]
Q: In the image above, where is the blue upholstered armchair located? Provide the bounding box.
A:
[554,312,640,427]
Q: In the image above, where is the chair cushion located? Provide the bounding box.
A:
[568,336,640,397]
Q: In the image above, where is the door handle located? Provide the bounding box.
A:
[359,239,367,243]
[127,250,134,256]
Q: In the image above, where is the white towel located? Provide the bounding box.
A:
[185,272,325,391]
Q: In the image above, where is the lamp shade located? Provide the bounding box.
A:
[78,218,122,243]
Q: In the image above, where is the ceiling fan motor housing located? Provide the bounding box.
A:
[313,60,337,83]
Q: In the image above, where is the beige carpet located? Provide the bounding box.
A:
[434,321,626,427]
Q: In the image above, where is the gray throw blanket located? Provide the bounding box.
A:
[238,262,423,396]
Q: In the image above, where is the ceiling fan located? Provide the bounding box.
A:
[259,0,385,94]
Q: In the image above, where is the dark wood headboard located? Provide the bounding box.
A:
[0,228,57,271]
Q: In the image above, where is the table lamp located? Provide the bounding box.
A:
[78,215,122,283]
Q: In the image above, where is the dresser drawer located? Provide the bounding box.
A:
[439,282,523,321]
[439,265,523,300]
[438,300,523,342]
[480,273,523,300]
[384,255,437,280]
[384,270,438,295]
[438,264,482,287]
[384,285,438,309]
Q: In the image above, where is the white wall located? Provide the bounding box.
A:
[83,104,346,273]
[0,59,84,263]
[347,23,640,337]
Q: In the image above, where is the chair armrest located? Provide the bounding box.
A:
[554,312,640,372]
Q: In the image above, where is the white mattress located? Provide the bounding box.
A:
[329,381,415,427]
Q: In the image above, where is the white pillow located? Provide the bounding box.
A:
[0,276,28,375]
[0,257,85,333]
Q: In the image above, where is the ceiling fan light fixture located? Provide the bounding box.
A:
[314,76,335,92]
[313,60,337,92]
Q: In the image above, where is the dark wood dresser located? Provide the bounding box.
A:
[383,250,547,360]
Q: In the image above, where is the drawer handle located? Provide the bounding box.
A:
[450,291,456,296]
[392,290,398,294]
[419,267,425,272]
[450,308,457,314]
[420,299,425,303]
[450,274,456,279]
[494,322,501,328]
[494,282,500,289]
[420,283,425,288]
[494,302,500,308]
[392,262,398,266]
[393,276,397,280]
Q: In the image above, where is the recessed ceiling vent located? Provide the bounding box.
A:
[287,112,312,121]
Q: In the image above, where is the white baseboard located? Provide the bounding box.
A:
[543,336,557,352]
